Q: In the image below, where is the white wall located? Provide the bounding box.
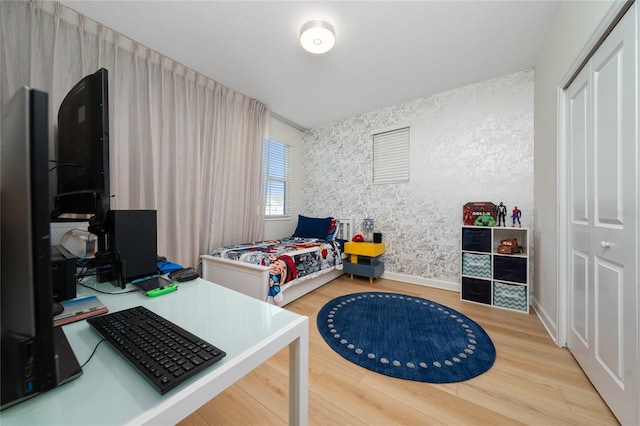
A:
[263,116,304,240]
[302,70,534,290]
[533,0,616,342]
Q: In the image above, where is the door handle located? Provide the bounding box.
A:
[600,240,611,248]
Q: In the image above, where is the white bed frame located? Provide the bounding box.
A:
[200,219,354,306]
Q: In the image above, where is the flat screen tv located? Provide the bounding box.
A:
[52,67,110,231]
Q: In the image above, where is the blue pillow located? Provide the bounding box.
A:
[292,215,332,240]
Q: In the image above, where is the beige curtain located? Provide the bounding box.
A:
[1,1,268,268]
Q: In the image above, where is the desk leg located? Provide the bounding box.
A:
[289,323,309,425]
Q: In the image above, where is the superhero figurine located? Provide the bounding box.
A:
[512,206,522,227]
[474,213,496,227]
[463,205,474,225]
[497,202,507,227]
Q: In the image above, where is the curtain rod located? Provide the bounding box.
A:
[271,112,308,132]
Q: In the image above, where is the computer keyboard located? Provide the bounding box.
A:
[87,305,226,394]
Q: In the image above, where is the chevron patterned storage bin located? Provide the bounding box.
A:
[493,282,527,312]
[462,253,491,278]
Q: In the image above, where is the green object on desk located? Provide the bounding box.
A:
[145,283,178,297]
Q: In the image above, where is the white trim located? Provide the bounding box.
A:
[559,1,632,89]
[556,84,568,347]
[635,6,640,424]
[531,294,559,345]
[271,112,307,132]
[370,121,414,137]
[381,271,459,293]
[556,0,629,349]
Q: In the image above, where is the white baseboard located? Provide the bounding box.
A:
[531,295,560,346]
[381,271,459,293]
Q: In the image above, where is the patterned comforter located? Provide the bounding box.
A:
[210,238,343,303]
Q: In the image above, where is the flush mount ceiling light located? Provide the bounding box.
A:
[300,18,335,54]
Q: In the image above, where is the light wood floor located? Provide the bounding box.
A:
[179,276,618,425]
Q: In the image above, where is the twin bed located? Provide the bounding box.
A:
[200,217,353,306]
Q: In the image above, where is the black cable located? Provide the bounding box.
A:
[77,281,138,295]
[79,338,107,369]
[75,265,114,283]
[77,272,99,280]
[48,161,81,172]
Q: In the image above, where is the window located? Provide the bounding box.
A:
[373,127,410,184]
[264,139,291,216]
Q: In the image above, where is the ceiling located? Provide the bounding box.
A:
[59,1,562,130]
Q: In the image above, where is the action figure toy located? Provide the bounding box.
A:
[474,213,496,227]
[497,202,507,227]
[463,205,473,225]
[512,206,522,227]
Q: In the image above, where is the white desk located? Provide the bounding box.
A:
[0,278,309,425]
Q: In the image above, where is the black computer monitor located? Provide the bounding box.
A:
[52,68,110,236]
[1,87,81,410]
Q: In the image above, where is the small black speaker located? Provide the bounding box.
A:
[373,232,382,243]
[51,245,76,301]
[106,210,157,283]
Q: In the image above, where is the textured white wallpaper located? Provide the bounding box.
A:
[302,70,534,287]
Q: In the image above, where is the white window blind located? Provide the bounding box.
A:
[373,127,410,184]
[264,139,291,216]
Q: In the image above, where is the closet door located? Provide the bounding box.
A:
[566,4,637,425]
[567,61,591,375]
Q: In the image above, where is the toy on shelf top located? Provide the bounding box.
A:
[511,206,522,227]
[497,202,507,227]
[463,201,523,228]
[474,213,496,227]
[463,201,497,226]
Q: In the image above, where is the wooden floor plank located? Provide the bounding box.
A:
[180,384,287,426]
[178,276,618,425]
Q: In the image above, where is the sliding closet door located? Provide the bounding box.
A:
[567,63,591,372]
[566,4,637,425]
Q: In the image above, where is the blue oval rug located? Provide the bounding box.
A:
[317,292,496,383]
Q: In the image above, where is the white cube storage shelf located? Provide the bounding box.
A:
[460,226,529,313]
